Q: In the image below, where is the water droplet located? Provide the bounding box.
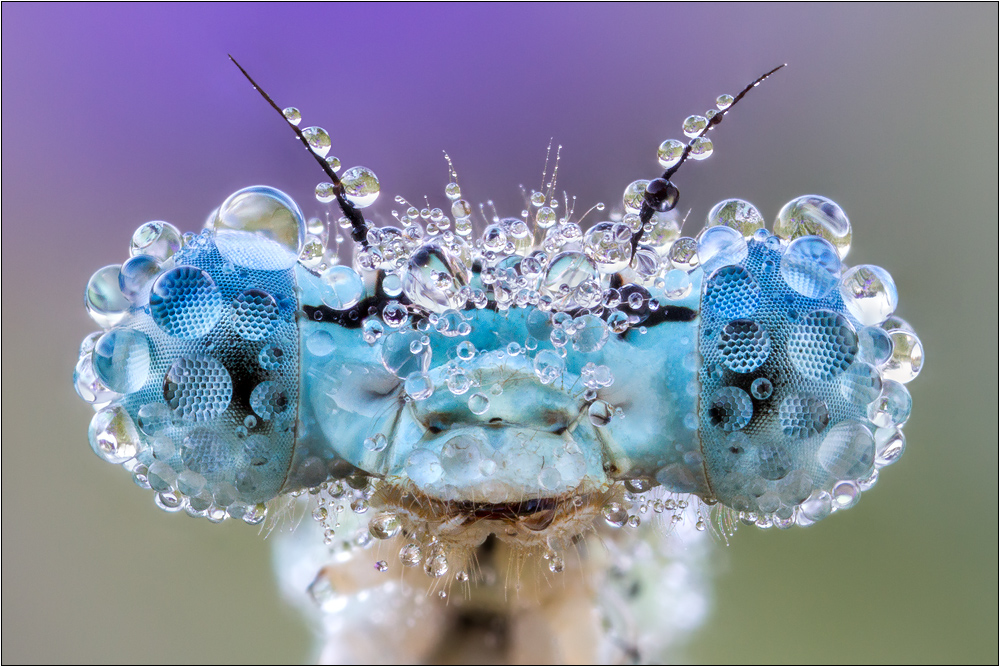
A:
[258,343,285,370]
[403,244,470,312]
[399,543,422,567]
[708,386,754,431]
[707,199,765,237]
[657,139,685,168]
[874,427,906,467]
[602,502,628,528]
[381,301,409,328]
[424,549,449,578]
[690,136,713,160]
[698,225,748,273]
[536,206,557,228]
[572,314,609,353]
[364,433,388,452]
[451,199,472,219]
[467,392,490,415]
[321,265,365,310]
[92,329,151,393]
[668,237,699,271]
[532,349,565,385]
[839,265,898,326]
[85,265,130,329]
[131,221,182,261]
[774,195,852,258]
[213,186,305,269]
[839,362,882,405]
[369,512,401,540]
[301,126,331,158]
[89,405,140,464]
[622,180,650,214]
[750,377,774,400]
[716,94,734,110]
[780,236,842,299]
[249,381,289,421]
[404,372,434,400]
[682,114,708,137]
[362,318,385,345]
[818,420,875,480]
[282,107,301,125]
[867,380,912,428]
[315,182,337,203]
[406,448,443,485]
[881,330,923,384]
[588,400,613,427]
[341,166,380,208]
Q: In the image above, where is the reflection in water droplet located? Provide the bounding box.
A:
[341,166,381,208]
[301,126,331,158]
[839,264,898,326]
[321,265,364,311]
[707,199,765,237]
[657,139,685,168]
[774,195,852,258]
[881,330,923,384]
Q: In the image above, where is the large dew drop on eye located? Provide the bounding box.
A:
[707,199,765,238]
[130,221,182,261]
[85,265,131,329]
[212,186,305,270]
[817,420,875,480]
[839,265,898,326]
[697,225,747,274]
[881,329,924,384]
[774,195,852,259]
[93,328,151,393]
[89,405,140,464]
[341,166,381,208]
[780,236,842,299]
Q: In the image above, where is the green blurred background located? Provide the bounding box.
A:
[2,4,996,664]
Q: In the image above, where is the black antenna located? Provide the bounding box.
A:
[229,55,370,245]
[630,64,786,257]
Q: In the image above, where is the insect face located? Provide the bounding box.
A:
[75,64,922,574]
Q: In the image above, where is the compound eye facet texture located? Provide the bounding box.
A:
[697,216,917,526]
[79,200,303,520]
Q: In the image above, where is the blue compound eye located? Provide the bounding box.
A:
[74,62,924,571]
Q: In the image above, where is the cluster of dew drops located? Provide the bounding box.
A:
[275,91,918,583]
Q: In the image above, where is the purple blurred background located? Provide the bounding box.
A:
[3,3,996,663]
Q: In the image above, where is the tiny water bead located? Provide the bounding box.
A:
[281,107,301,125]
